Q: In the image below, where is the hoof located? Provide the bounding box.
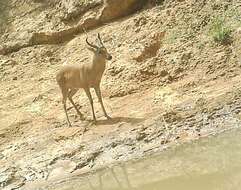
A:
[105,115,112,120]
[80,115,86,121]
[77,112,85,120]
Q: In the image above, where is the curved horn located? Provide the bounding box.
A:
[86,37,98,49]
[97,33,104,47]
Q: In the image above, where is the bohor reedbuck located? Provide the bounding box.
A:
[56,33,112,126]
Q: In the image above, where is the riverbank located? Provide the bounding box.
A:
[1,0,241,189]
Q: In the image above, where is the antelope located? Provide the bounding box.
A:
[56,33,112,126]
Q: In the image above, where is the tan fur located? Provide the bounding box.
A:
[56,34,112,126]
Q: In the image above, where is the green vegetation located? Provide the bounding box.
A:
[165,29,179,44]
[209,17,232,45]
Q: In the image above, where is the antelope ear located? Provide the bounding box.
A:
[97,48,101,54]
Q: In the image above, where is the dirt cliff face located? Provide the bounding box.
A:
[1,0,241,189]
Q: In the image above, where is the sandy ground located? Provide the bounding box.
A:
[1,0,241,189]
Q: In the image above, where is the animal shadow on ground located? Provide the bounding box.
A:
[96,116,145,126]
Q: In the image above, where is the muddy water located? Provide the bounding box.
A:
[31,129,241,190]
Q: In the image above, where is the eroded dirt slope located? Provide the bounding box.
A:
[1,0,241,189]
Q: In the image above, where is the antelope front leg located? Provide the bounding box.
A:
[84,88,97,123]
[94,86,111,119]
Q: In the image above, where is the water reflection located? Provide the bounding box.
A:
[86,165,132,190]
[46,129,241,190]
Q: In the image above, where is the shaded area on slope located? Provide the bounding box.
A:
[0,0,158,55]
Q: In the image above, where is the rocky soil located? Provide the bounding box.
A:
[1,0,241,189]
